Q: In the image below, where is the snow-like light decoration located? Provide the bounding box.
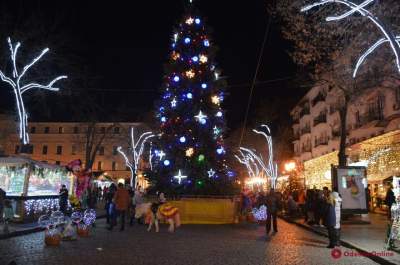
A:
[192,56,199,62]
[186,147,194,157]
[118,128,155,187]
[186,92,193,99]
[0,37,67,144]
[173,33,178,43]
[185,69,195,78]
[157,150,166,160]
[195,111,207,123]
[186,17,194,25]
[174,170,187,184]
[173,75,180,82]
[201,83,207,89]
[213,126,221,135]
[207,168,216,178]
[216,111,223,117]
[235,149,261,179]
[199,54,208,64]
[203,39,210,47]
[184,37,191,44]
[171,98,177,107]
[164,159,170,166]
[161,116,167,122]
[301,0,400,78]
[179,136,186,143]
[214,72,219,80]
[216,146,225,155]
[211,95,220,105]
[195,18,201,25]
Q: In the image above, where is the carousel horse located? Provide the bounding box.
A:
[135,202,181,232]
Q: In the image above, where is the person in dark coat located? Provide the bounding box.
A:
[59,185,69,214]
[105,183,116,224]
[385,184,396,220]
[265,188,279,235]
[324,192,337,248]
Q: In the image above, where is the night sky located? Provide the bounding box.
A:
[0,0,303,131]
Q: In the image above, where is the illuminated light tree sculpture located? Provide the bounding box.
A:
[154,2,231,194]
[117,128,155,187]
[0,37,67,145]
[236,125,278,189]
[301,0,400,78]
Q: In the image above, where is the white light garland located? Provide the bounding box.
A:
[0,37,67,144]
[301,0,400,78]
[25,198,60,215]
[118,128,155,187]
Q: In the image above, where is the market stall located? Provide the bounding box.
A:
[0,156,73,221]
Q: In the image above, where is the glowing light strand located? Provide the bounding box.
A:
[252,125,278,188]
[0,37,67,144]
[301,0,400,78]
[118,128,155,187]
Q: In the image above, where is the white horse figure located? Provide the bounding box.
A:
[135,202,181,232]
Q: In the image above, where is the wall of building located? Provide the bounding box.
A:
[0,117,149,183]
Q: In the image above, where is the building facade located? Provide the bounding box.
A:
[291,78,400,190]
[0,116,150,186]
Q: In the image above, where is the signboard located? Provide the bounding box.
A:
[332,166,368,214]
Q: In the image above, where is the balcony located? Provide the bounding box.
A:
[300,107,310,117]
[314,137,328,147]
[332,129,341,139]
[311,93,326,107]
[300,126,311,135]
[301,145,311,153]
[355,111,383,128]
[313,114,327,126]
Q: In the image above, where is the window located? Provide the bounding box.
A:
[100,127,106,134]
[112,161,117,171]
[44,127,50,134]
[113,127,120,134]
[15,145,19,154]
[99,146,105,156]
[56,145,63,155]
[30,127,36,134]
[112,146,118,155]
[72,145,77,155]
[58,127,64,134]
[73,126,79,134]
[26,145,34,154]
[42,145,48,155]
[98,161,103,170]
[55,161,60,165]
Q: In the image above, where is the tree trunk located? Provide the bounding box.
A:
[338,98,348,167]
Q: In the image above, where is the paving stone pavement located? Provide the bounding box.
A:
[0,219,379,265]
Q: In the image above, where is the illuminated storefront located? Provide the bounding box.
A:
[303,130,400,190]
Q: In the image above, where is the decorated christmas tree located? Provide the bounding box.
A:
[153,3,236,195]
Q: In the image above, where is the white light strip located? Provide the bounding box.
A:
[0,37,67,144]
[301,0,400,78]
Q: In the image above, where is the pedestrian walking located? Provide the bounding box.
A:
[332,191,342,246]
[105,183,116,224]
[323,192,336,248]
[2,199,14,234]
[265,188,279,235]
[108,183,130,231]
[314,190,325,227]
[59,185,69,214]
[0,187,5,223]
[385,184,396,220]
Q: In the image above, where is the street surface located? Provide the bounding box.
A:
[0,219,378,265]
